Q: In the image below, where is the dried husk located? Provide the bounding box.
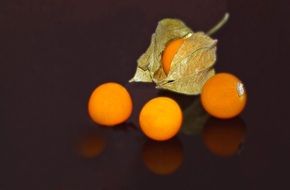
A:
[129,18,217,95]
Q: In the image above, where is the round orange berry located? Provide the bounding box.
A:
[139,97,183,141]
[162,38,184,75]
[201,73,247,119]
[88,82,133,126]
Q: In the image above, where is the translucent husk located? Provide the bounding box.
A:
[129,13,229,95]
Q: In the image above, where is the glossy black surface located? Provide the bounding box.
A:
[1,0,290,189]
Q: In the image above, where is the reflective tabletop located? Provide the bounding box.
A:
[1,0,289,189]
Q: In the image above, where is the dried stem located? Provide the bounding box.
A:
[207,13,230,36]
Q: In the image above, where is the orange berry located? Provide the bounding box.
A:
[162,38,184,75]
[88,82,133,126]
[142,139,183,175]
[201,73,247,119]
[202,117,247,157]
[139,97,183,141]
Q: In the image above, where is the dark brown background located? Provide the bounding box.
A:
[1,0,290,189]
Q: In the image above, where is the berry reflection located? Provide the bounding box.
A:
[142,138,183,175]
[202,117,247,157]
[76,130,106,159]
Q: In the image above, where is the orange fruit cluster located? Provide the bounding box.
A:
[88,82,182,141]
[87,39,247,142]
[162,38,247,119]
